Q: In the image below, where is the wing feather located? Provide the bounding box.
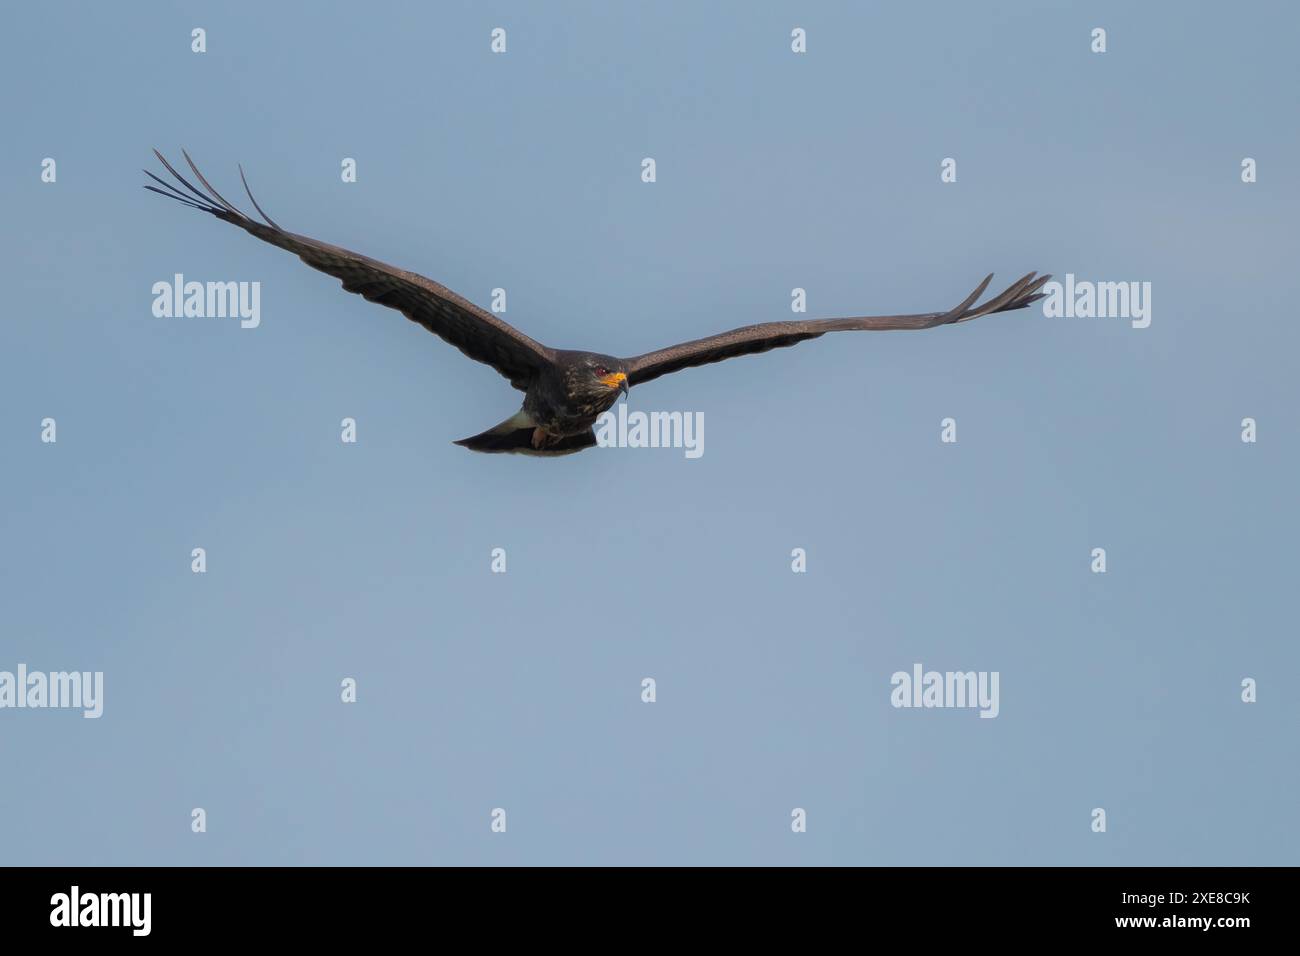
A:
[146,150,554,390]
[623,272,1051,386]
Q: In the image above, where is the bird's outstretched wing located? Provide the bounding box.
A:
[622,272,1051,387]
[144,150,554,390]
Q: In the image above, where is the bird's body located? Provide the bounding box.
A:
[525,352,625,438]
[145,150,1049,457]
[462,351,626,455]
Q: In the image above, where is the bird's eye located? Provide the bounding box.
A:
[595,366,609,376]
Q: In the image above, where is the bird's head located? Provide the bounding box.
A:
[582,354,629,400]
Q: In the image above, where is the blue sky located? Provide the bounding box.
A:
[1,0,1296,865]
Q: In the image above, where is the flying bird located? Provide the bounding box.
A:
[145,150,1049,456]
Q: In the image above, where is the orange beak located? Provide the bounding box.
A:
[600,371,629,396]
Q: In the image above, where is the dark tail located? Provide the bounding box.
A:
[454,412,597,456]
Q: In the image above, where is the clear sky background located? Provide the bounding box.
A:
[2,1,1296,865]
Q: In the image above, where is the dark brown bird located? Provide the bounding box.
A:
[145,150,1050,456]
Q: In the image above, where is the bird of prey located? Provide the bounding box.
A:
[145,150,1049,456]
